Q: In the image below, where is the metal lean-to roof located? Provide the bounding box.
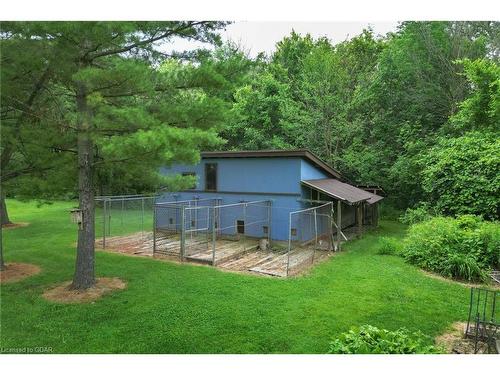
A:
[366,194,384,205]
[201,149,343,179]
[302,178,383,205]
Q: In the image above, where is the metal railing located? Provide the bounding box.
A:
[466,287,499,353]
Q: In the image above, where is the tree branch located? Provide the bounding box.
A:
[89,22,205,60]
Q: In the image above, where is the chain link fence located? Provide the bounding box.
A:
[96,195,335,277]
[154,199,272,265]
[95,195,157,249]
[153,198,221,257]
[286,202,334,276]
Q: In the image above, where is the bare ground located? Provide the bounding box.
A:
[435,322,492,354]
[43,277,127,303]
[421,270,500,290]
[0,263,41,283]
[2,222,30,230]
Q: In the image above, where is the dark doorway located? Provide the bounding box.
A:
[205,163,217,191]
[237,220,245,234]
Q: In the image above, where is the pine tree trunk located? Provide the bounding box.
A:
[0,220,4,271]
[1,193,12,226]
[0,190,8,270]
[71,83,96,290]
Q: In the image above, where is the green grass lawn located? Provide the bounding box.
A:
[95,205,154,239]
[1,199,471,353]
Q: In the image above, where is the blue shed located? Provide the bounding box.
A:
[158,150,383,242]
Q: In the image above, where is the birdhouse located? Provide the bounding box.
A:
[70,208,83,228]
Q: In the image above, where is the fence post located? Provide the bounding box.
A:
[153,204,157,256]
[286,212,292,277]
[312,209,318,264]
[121,197,124,228]
[107,199,111,236]
[180,206,186,261]
[205,206,210,252]
[330,203,335,251]
[195,198,199,235]
[212,206,217,266]
[102,199,106,249]
[243,203,247,253]
[267,200,272,249]
[141,197,145,241]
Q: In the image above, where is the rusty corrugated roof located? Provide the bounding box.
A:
[302,178,383,205]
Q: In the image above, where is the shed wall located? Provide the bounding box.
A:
[161,157,302,194]
[300,159,330,180]
[157,191,303,241]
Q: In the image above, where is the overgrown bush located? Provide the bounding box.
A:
[377,237,401,255]
[328,325,442,354]
[401,215,500,281]
[400,202,437,225]
[421,131,500,220]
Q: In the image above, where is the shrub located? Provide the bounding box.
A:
[377,237,401,255]
[421,131,500,220]
[400,202,437,225]
[401,215,499,281]
[328,325,442,354]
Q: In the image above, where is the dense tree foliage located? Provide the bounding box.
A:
[1,21,499,273]
[421,132,499,219]
[1,21,229,287]
[221,21,499,217]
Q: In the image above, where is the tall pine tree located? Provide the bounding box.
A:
[1,21,228,288]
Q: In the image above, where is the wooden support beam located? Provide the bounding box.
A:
[337,200,342,251]
[357,204,363,237]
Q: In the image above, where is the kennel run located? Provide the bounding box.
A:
[95,194,157,249]
[96,196,337,277]
[153,198,334,276]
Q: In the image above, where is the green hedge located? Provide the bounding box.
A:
[401,215,499,281]
[328,325,442,354]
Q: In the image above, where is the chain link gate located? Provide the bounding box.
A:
[153,198,220,258]
[183,203,216,260]
[286,202,334,276]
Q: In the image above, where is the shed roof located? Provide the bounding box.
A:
[201,149,343,179]
[366,194,384,205]
[302,178,383,205]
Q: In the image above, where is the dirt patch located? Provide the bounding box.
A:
[0,263,41,283]
[43,277,127,303]
[2,222,30,230]
[435,322,491,354]
[421,270,500,290]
